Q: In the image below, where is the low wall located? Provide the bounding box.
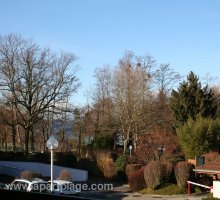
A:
[0,161,88,181]
[213,181,220,198]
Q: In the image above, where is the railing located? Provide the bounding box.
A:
[187,181,211,194]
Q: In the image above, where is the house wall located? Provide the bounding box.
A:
[0,161,88,181]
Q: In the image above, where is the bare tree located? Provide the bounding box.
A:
[90,52,161,153]
[73,106,92,155]
[92,65,113,133]
[0,123,11,151]
[152,64,182,128]
[0,34,80,155]
[112,51,155,153]
[90,52,181,153]
[0,101,18,151]
[153,64,181,102]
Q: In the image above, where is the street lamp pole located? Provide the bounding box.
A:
[47,136,58,193]
[51,148,54,192]
[129,145,132,159]
[158,146,165,160]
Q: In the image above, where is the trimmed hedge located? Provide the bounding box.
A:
[128,167,146,192]
[0,151,77,168]
[125,164,142,178]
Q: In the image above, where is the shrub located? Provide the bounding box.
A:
[28,152,49,163]
[57,169,72,181]
[92,134,114,149]
[0,151,26,161]
[20,171,42,180]
[96,152,116,179]
[77,158,102,177]
[125,164,142,178]
[86,148,111,160]
[116,155,127,172]
[115,155,127,181]
[134,128,180,165]
[161,160,173,183]
[54,152,77,167]
[176,118,220,159]
[169,155,185,165]
[128,167,146,192]
[144,160,164,189]
[175,161,193,188]
[194,186,202,193]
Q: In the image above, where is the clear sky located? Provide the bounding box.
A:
[1,0,220,105]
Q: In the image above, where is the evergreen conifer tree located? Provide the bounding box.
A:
[170,71,217,126]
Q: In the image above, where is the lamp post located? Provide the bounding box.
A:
[47,136,58,193]
[158,146,165,160]
[129,145,132,159]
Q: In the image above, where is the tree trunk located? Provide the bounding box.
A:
[123,132,131,154]
[123,139,128,155]
[42,126,46,152]
[12,124,17,152]
[25,128,30,156]
[4,131,7,151]
[77,128,82,155]
[30,125,34,152]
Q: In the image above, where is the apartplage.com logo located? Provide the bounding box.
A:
[5,182,114,192]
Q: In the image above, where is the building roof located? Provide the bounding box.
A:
[194,159,220,174]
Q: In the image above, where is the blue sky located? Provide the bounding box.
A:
[1,0,220,105]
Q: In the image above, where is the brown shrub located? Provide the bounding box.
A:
[57,169,72,181]
[96,152,116,179]
[175,161,193,188]
[128,167,146,192]
[161,160,173,183]
[125,164,142,178]
[20,171,42,180]
[144,160,163,189]
[84,148,113,160]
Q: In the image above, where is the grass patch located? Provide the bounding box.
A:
[140,184,187,195]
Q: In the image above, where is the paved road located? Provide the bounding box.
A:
[0,176,208,200]
[80,191,207,200]
[79,185,208,200]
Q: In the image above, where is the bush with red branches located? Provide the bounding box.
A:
[128,167,146,192]
[134,127,180,165]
